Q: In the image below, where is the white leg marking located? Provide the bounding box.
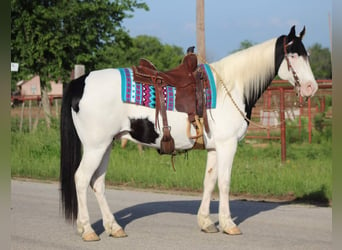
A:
[90,145,127,237]
[197,150,219,233]
[216,138,242,235]
[75,144,111,240]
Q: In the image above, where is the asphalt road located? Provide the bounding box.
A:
[11,180,332,250]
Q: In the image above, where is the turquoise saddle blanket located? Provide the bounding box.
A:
[119,64,216,111]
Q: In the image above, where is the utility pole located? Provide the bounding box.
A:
[328,12,332,60]
[196,0,206,63]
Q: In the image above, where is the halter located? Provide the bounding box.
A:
[283,36,301,96]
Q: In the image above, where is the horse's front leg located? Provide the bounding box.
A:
[90,145,127,238]
[197,149,219,233]
[216,138,242,235]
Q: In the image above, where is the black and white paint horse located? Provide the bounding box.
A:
[60,26,317,241]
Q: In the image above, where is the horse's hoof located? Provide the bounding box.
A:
[201,224,219,233]
[223,226,242,235]
[82,231,100,241]
[111,228,128,238]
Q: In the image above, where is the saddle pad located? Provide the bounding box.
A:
[119,64,216,111]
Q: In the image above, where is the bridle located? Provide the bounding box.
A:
[197,36,308,129]
[283,36,301,97]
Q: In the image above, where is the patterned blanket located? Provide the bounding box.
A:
[119,64,216,111]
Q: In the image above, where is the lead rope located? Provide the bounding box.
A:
[197,54,285,129]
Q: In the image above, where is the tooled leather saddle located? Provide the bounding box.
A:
[132,48,210,154]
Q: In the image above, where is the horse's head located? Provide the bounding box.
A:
[277,25,318,98]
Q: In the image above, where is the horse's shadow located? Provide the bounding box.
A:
[91,199,285,235]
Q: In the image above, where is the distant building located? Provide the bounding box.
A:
[48,80,63,98]
[16,75,41,97]
[15,75,63,98]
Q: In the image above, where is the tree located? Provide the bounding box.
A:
[11,0,148,127]
[95,35,185,71]
[230,40,255,54]
[308,43,332,79]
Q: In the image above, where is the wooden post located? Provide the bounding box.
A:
[32,101,42,132]
[196,0,206,63]
[19,101,25,132]
[41,88,51,129]
[28,100,32,132]
[55,99,59,119]
[74,64,85,79]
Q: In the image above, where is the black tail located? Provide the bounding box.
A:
[60,75,87,222]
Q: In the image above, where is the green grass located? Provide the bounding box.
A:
[231,141,331,203]
[11,118,60,180]
[11,118,332,204]
[105,143,207,191]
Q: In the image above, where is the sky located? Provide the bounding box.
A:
[123,0,332,62]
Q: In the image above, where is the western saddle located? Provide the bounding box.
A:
[132,48,210,154]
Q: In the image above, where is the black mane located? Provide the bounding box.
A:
[244,26,308,122]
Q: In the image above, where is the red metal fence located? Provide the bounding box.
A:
[246,79,332,161]
[11,80,332,161]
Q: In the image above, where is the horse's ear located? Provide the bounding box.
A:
[299,26,306,40]
[287,25,296,40]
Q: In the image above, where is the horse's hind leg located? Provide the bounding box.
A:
[75,143,112,241]
[197,149,219,233]
[90,144,127,238]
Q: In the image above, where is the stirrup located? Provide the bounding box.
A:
[186,115,203,140]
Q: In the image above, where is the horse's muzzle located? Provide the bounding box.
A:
[300,81,318,97]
